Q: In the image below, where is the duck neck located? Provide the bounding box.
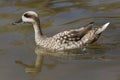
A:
[33,19,43,44]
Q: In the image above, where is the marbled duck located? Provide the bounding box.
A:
[12,11,110,51]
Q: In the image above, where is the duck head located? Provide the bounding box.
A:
[12,11,39,25]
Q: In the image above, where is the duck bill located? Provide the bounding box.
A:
[12,18,23,25]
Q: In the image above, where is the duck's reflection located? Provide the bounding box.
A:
[15,43,110,74]
[15,52,44,74]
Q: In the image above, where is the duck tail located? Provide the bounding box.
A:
[96,22,110,34]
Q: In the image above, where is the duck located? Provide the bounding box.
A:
[12,11,110,51]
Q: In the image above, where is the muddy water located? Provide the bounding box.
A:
[0,0,120,80]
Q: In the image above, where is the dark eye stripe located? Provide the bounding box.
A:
[24,13,32,18]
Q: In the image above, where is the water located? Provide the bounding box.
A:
[0,0,120,80]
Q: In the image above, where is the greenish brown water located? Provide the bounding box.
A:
[0,0,120,80]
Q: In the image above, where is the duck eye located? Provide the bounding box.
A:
[24,13,32,18]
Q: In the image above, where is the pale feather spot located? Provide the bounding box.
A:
[62,40,66,43]
[63,36,67,39]
[70,34,74,36]
[67,34,71,37]
[68,38,72,41]
[60,37,63,40]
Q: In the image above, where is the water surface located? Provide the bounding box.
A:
[0,0,120,80]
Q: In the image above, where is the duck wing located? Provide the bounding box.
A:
[53,22,94,43]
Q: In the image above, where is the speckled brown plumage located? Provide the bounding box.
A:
[13,11,110,51]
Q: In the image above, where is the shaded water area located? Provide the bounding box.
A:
[0,0,120,80]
